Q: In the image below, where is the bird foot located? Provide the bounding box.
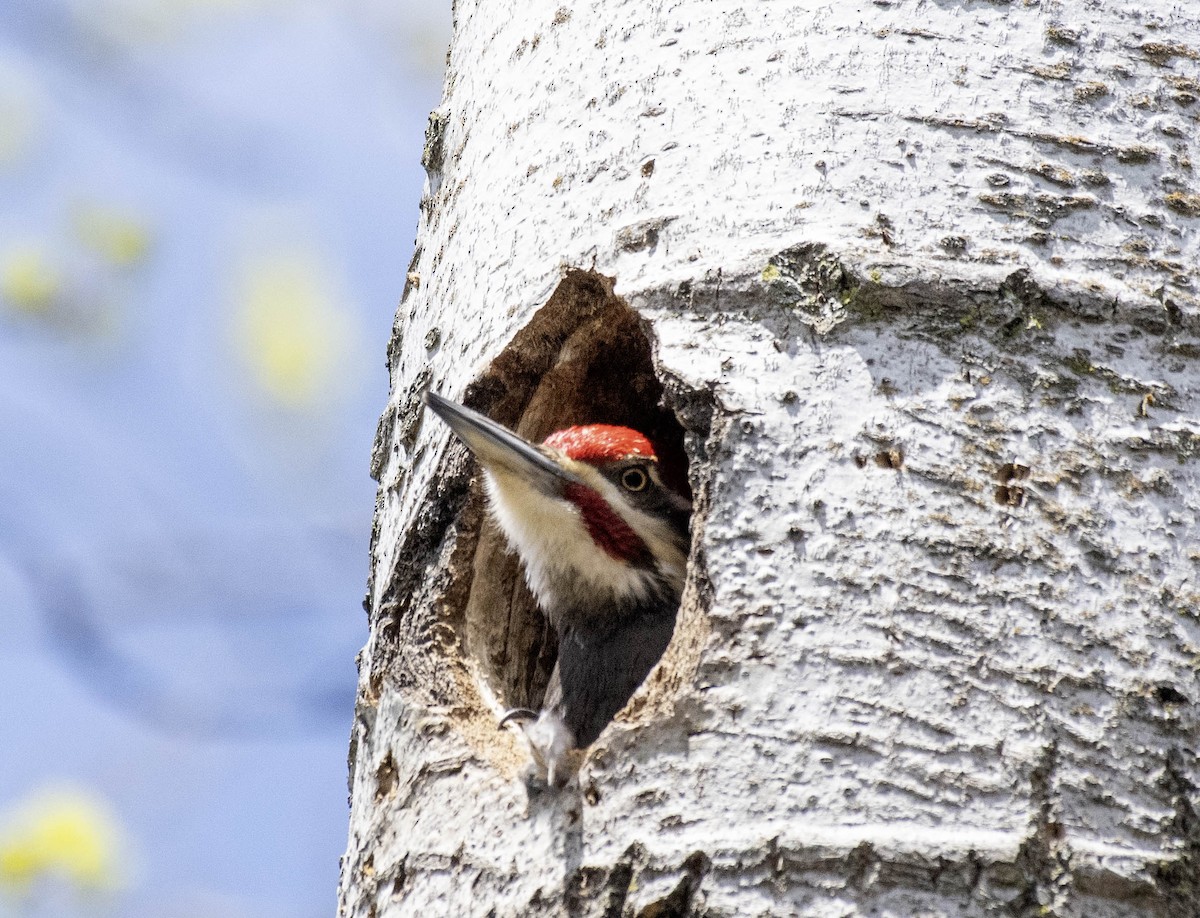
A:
[521,712,578,789]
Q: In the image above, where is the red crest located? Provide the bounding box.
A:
[542,425,656,464]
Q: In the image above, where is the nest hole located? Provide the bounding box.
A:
[449,269,692,716]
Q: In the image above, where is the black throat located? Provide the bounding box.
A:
[547,578,682,748]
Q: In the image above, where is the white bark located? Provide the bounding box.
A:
[341,1,1200,916]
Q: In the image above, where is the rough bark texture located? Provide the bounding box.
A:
[341,1,1200,916]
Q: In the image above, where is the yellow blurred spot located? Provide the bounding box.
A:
[1,245,61,315]
[235,255,352,409]
[74,205,153,267]
[0,788,126,893]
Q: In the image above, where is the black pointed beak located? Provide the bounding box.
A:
[424,391,578,492]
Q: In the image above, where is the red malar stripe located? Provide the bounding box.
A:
[562,483,651,565]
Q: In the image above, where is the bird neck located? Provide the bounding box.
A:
[484,468,687,616]
[535,560,683,632]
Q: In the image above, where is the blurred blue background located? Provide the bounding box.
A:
[0,1,448,915]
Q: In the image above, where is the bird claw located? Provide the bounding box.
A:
[497,707,538,730]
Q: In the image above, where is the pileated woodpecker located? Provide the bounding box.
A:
[424,391,690,787]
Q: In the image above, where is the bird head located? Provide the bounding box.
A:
[424,391,690,615]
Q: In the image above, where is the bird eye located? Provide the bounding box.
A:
[621,467,648,492]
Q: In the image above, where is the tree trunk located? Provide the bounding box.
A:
[340,1,1200,915]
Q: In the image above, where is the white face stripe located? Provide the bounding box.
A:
[571,459,688,588]
[482,459,686,615]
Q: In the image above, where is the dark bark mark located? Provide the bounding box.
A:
[1152,747,1200,911]
[1009,740,1070,918]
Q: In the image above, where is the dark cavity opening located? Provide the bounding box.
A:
[449,269,690,715]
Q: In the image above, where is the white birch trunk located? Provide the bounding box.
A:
[340,1,1200,915]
